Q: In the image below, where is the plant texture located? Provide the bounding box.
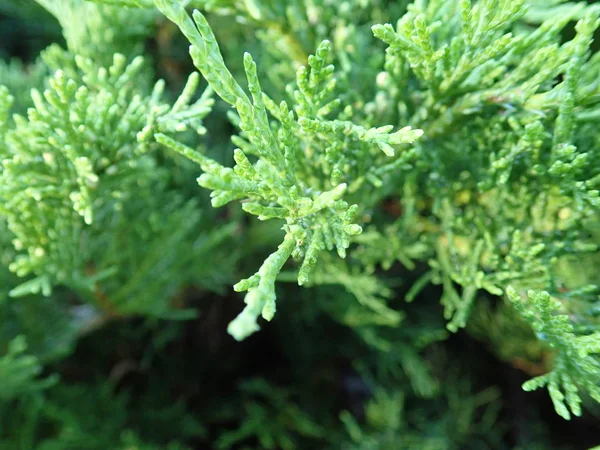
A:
[1,0,600,448]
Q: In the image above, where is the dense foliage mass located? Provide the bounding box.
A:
[1,0,600,448]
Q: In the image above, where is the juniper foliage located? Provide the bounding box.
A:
[2,0,600,448]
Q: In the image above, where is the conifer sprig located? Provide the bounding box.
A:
[0,48,217,316]
[0,336,57,400]
[153,0,423,340]
[2,0,600,433]
[507,287,600,420]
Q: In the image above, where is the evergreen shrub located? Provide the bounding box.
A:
[1,0,600,448]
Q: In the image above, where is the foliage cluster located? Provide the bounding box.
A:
[1,0,600,448]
